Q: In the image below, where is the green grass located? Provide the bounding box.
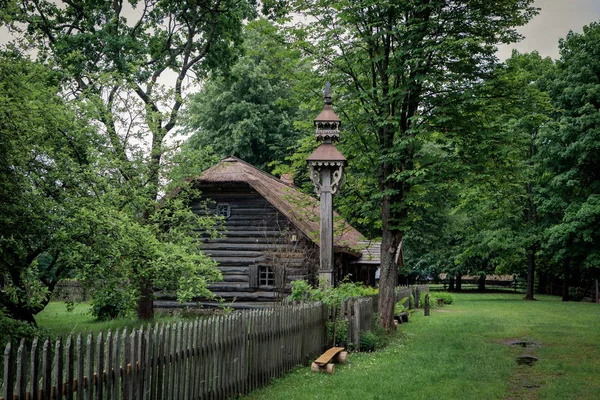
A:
[242,293,600,400]
[34,302,205,338]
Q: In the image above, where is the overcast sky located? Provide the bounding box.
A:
[497,0,600,60]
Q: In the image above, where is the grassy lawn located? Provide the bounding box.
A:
[34,302,204,338]
[34,302,142,338]
[242,293,600,400]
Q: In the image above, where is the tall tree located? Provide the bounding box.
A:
[3,0,256,318]
[279,0,537,328]
[183,19,315,172]
[0,53,221,324]
[0,53,96,324]
[537,22,600,300]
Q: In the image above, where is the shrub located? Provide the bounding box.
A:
[432,292,454,305]
[0,308,46,351]
[394,297,408,314]
[359,330,379,352]
[327,318,348,347]
[91,286,135,320]
[359,318,389,352]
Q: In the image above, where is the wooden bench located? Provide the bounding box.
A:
[394,311,409,324]
[311,347,347,374]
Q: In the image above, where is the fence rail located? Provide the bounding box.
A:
[1,303,328,400]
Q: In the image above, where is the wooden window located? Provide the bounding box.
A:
[259,266,275,286]
[216,203,231,219]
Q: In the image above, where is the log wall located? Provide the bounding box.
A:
[190,184,317,307]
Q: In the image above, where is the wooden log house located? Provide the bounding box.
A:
[157,156,380,309]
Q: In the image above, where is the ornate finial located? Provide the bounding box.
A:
[324,82,332,105]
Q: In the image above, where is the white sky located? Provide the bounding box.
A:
[497,0,600,60]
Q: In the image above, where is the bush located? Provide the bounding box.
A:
[394,297,408,314]
[359,318,389,352]
[91,286,135,320]
[327,318,348,347]
[0,308,46,351]
[431,292,454,305]
[359,330,379,352]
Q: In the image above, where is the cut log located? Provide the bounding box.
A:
[333,351,348,364]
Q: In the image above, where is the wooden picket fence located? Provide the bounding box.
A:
[1,303,328,400]
[339,296,375,350]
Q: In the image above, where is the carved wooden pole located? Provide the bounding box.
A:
[307,83,346,286]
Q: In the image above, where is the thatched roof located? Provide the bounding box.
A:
[190,156,371,258]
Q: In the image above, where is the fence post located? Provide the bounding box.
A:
[3,342,14,400]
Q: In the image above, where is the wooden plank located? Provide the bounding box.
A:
[215,315,223,400]
[3,342,14,400]
[141,326,149,400]
[105,330,113,400]
[95,332,104,400]
[76,334,84,400]
[162,324,171,400]
[15,339,26,400]
[189,320,198,400]
[42,339,52,400]
[86,333,94,400]
[54,336,64,400]
[246,310,255,393]
[155,324,165,400]
[227,314,235,398]
[122,329,130,400]
[147,324,158,400]
[174,323,183,400]
[210,316,218,400]
[168,324,178,400]
[30,337,40,400]
[111,330,120,400]
[128,330,136,400]
[66,335,74,400]
[197,318,207,399]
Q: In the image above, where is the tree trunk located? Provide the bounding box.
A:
[377,191,401,331]
[478,274,486,291]
[137,278,154,320]
[2,299,38,326]
[448,276,455,291]
[456,274,462,291]
[562,262,569,302]
[538,271,547,294]
[378,230,400,331]
[524,247,536,300]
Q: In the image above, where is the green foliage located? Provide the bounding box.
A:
[326,318,348,348]
[0,308,46,351]
[359,320,389,353]
[394,297,408,315]
[90,285,135,321]
[277,0,538,328]
[358,330,379,352]
[409,294,415,310]
[289,279,376,309]
[536,22,600,282]
[182,19,314,172]
[431,292,454,305]
[2,0,256,321]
